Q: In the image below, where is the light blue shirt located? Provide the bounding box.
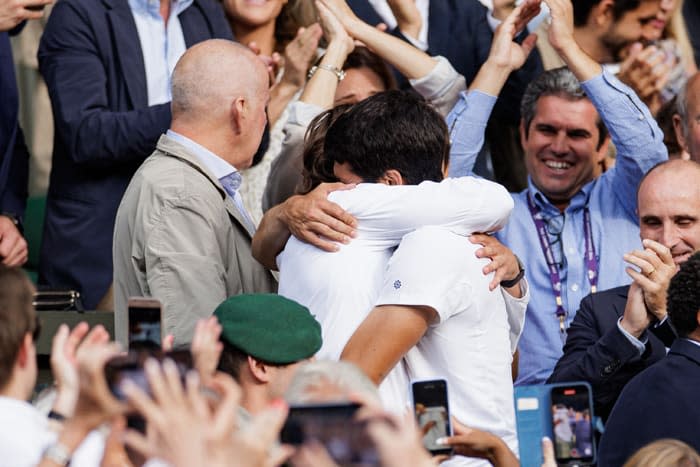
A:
[447,71,668,386]
[128,0,192,106]
[446,89,498,176]
[166,130,256,231]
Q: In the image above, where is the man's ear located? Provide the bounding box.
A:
[595,134,611,164]
[378,169,404,186]
[592,0,615,28]
[16,334,33,368]
[247,356,271,383]
[673,114,689,152]
[230,97,246,135]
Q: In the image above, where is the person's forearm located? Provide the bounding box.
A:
[469,59,513,98]
[268,81,301,128]
[299,41,348,109]
[554,41,603,83]
[37,418,92,467]
[348,20,437,80]
[252,202,292,270]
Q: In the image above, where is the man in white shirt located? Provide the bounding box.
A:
[342,224,524,466]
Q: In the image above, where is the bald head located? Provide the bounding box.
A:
[638,160,700,265]
[171,39,268,123]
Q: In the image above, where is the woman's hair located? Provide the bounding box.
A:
[299,104,354,194]
[342,46,397,91]
[275,0,319,51]
[623,439,700,467]
[664,0,697,73]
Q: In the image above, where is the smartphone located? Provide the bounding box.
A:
[127,297,162,349]
[411,379,452,455]
[550,384,595,465]
[280,402,379,465]
[104,349,192,401]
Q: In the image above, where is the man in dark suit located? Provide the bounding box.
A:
[549,159,700,421]
[37,0,232,309]
[0,0,51,267]
[597,250,700,466]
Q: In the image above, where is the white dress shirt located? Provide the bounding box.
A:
[128,0,192,105]
[377,227,519,466]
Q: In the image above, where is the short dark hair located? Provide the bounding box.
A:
[324,90,450,185]
[667,252,700,338]
[572,0,643,27]
[217,339,288,383]
[0,267,36,391]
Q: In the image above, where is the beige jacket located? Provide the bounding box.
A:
[113,134,277,347]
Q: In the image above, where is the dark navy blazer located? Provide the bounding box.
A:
[548,285,677,422]
[598,338,700,466]
[38,0,232,308]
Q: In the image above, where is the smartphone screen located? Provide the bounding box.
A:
[280,403,379,465]
[412,379,452,455]
[128,298,162,349]
[104,350,192,401]
[550,384,595,464]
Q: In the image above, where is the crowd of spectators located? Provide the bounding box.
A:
[1,0,700,465]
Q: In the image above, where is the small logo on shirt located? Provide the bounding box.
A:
[393,280,402,289]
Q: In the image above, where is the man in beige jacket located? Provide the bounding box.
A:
[113,39,356,347]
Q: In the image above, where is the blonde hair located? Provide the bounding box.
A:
[623,439,700,467]
[665,0,697,74]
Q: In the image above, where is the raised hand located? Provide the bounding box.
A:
[386,0,422,40]
[279,24,323,89]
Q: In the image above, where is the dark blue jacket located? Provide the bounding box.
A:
[548,285,677,422]
[38,0,232,308]
[598,338,700,466]
[0,25,29,222]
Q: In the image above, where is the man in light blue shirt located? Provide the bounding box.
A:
[448,0,667,385]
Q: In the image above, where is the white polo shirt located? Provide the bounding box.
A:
[377,227,518,466]
[277,177,514,413]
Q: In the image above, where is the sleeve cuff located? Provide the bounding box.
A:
[616,317,648,356]
[409,56,459,100]
[289,101,324,127]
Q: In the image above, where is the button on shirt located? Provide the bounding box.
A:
[492,71,668,385]
[166,130,256,231]
[128,0,192,106]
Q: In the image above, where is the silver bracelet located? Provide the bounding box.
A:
[307,64,346,81]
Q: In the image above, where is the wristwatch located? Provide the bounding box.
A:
[500,255,525,288]
[307,64,346,82]
[42,442,72,466]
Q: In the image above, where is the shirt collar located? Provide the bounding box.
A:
[166,130,238,180]
[526,176,595,214]
[128,0,193,19]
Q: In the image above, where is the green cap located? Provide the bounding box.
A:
[214,294,322,364]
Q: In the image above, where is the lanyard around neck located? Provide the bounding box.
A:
[526,191,599,334]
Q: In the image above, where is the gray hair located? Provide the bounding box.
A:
[520,67,609,147]
[284,360,381,405]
